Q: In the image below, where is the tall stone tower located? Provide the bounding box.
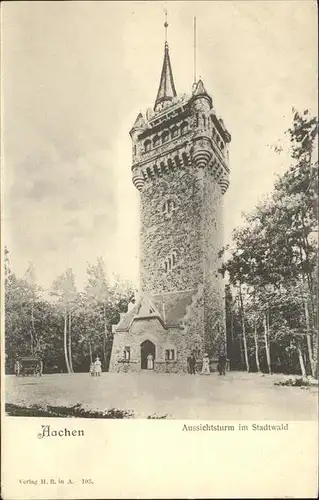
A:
[109,32,231,373]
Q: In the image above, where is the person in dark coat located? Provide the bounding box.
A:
[189,352,196,375]
[218,350,227,376]
[187,356,191,374]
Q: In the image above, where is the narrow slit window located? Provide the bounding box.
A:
[123,346,130,361]
[172,252,176,266]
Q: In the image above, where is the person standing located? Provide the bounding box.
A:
[189,352,196,375]
[147,353,154,370]
[201,353,210,375]
[187,355,191,374]
[218,350,227,376]
[14,359,20,377]
[94,357,102,376]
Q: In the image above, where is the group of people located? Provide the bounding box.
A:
[89,357,102,376]
[187,351,227,376]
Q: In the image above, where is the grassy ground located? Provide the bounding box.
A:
[5,371,318,420]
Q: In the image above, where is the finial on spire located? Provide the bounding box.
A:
[164,9,168,44]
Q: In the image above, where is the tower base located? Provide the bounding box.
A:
[109,287,225,374]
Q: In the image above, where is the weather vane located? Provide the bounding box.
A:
[164,9,168,43]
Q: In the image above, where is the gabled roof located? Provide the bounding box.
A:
[114,289,197,332]
[154,42,177,111]
[151,289,197,326]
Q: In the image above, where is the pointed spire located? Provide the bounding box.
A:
[191,78,212,108]
[154,13,177,111]
[192,79,208,97]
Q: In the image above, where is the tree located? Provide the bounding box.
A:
[83,260,136,371]
[221,109,318,377]
[51,268,77,373]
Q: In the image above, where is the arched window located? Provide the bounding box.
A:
[163,250,178,272]
[153,135,160,147]
[171,126,178,138]
[181,122,188,135]
[144,140,151,152]
[163,199,176,217]
[162,131,169,143]
[172,252,176,266]
[165,348,176,361]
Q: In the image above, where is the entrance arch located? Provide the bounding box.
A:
[140,340,156,370]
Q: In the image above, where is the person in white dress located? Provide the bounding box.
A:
[201,353,210,375]
[94,357,102,376]
[147,353,154,370]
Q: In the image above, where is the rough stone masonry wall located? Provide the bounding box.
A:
[140,166,204,294]
[202,167,226,356]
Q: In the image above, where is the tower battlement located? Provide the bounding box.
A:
[131,80,231,195]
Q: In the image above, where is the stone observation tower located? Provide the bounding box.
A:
[109,20,231,373]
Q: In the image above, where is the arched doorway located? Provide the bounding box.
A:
[140,340,156,370]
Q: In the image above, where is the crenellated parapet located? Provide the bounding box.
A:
[130,79,231,194]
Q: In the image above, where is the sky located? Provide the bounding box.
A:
[2,0,317,291]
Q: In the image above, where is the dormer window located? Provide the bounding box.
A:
[144,140,151,152]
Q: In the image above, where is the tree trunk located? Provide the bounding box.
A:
[89,342,93,365]
[303,296,314,377]
[312,331,318,379]
[30,299,35,355]
[30,329,34,355]
[103,303,108,370]
[238,283,250,372]
[64,310,71,373]
[254,322,261,372]
[297,347,306,377]
[263,314,272,374]
[68,311,74,373]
